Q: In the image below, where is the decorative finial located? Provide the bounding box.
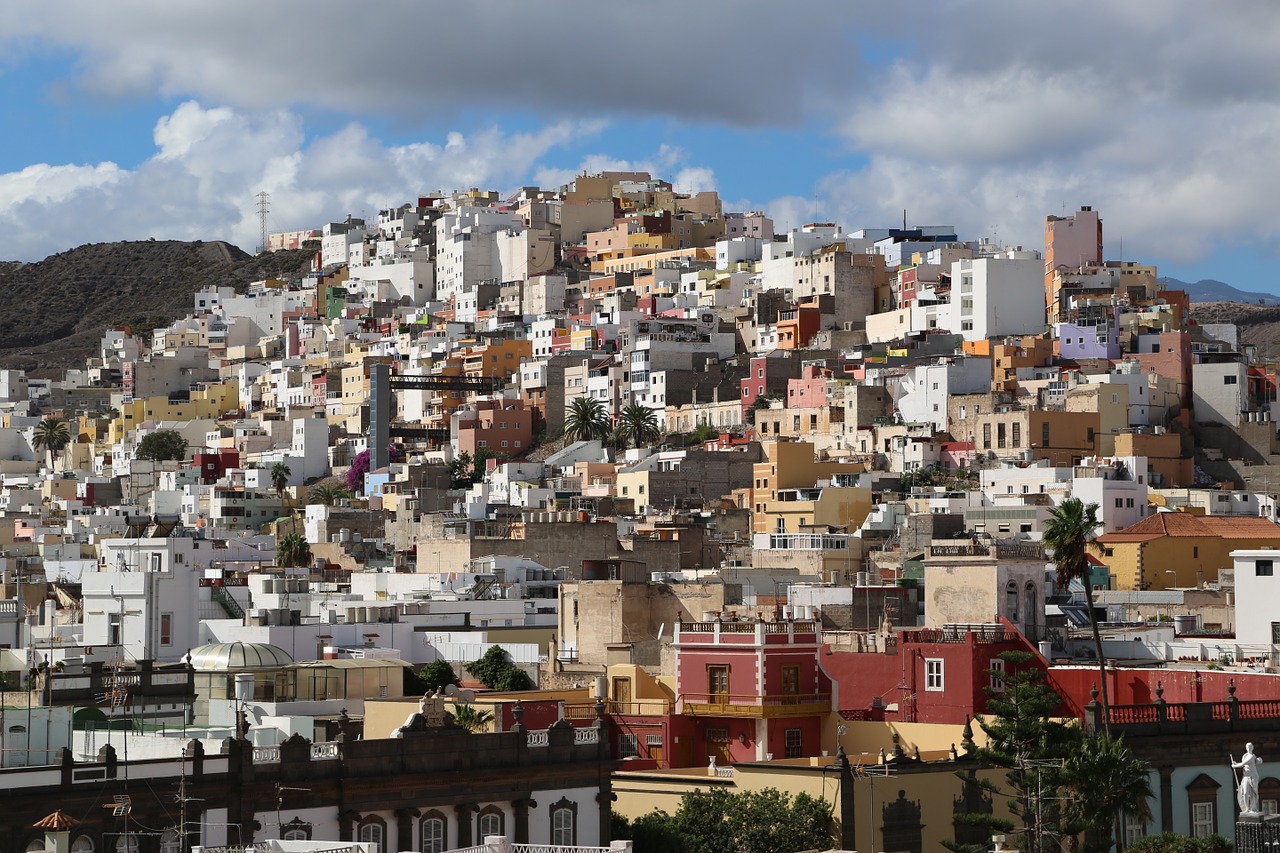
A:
[1090,682,1099,703]
[1229,678,1237,698]
[1155,681,1164,701]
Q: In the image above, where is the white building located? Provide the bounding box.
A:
[1229,548,1280,649]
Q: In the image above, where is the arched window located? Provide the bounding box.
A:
[549,798,578,847]
[27,841,46,853]
[281,819,311,842]
[159,830,181,853]
[1005,581,1019,622]
[114,836,139,853]
[357,818,385,853]
[420,811,447,853]
[476,805,504,840]
[1024,582,1039,641]
[71,836,94,853]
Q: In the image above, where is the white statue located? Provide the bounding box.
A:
[1232,742,1262,816]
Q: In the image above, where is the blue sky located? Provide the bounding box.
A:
[3,2,1280,294]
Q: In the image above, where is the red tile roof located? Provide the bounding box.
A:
[1096,512,1280,543]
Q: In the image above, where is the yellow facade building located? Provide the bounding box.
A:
[1094,513,1280,589]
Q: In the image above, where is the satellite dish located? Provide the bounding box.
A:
[443,684,458,696]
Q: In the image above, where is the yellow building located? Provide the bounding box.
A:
[612,748,1013,853]
[109,380,240,444]
[1094,513,1280,589]
[748,441,866,534]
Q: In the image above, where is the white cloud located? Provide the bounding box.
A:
[0,102,602,260]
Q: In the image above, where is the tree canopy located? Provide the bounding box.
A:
[136,429,188,461]
[619,402,662,449]
[276,532,312,569]
[1045,497,1109,732]
[615,786,833,853]
[564,395,611,443]
[466,646,533,691]
[32,416,72,468]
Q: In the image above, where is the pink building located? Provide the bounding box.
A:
[673,615,829,765]
[786,366,829,409]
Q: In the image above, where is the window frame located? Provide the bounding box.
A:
[476,805,505,841]
[925,658,944,692]
[549,798,578,847]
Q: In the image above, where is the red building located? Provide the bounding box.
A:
[673,615,830,765]
[819,620,1043,725]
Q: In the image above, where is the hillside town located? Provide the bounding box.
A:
[3,171,1280,852]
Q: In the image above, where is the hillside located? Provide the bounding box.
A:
[1164,275,1280,305]
[0,241,315,375]
[1189,301,1280,360]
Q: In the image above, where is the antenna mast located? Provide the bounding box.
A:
[256,191,271,254]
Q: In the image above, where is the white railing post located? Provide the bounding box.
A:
[610,842,634,852]
[482,836,508,853]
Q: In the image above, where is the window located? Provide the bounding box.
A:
[1257,559,1274,577]
[282,820,312,842]
[1224,375,1238,385]
[1042,422,1051,447]
[925,659,944,691]
[1115,498,1124,509]
[550,799,577,846]
[159,831,181,853]
[1193,547,1199,558]
[781,665,800,696]
[358,820,385,851]
[1192,801,1214,837]
[160,613,173,646]
[477,807,504,840]
[785,728,803,759]
[705,727,730,743]
[619,733,639,758]
[114,836,139,853]
[420,816,447,853]
[989,658,1006,692]
[71,838,94,853]
[708,666,729,698]
[646,735,664,749]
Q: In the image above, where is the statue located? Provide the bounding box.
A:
[393,692,448,737]
[1232,742,1263,816]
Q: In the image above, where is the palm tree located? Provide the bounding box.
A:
[618,403,662,449]
[448,703,494,733]
[309,484,354,506]
[1062,733,1153,851]
[32,416,72,471]
[276,532,312,568]
[1045,497,1110,734]
[271,461,293,531]
[563,396,611,443]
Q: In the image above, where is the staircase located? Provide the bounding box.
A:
[211,585,245,620]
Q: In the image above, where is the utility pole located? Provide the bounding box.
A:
[256,191,271,255]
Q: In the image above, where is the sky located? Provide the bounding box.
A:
[3,1,1280,292]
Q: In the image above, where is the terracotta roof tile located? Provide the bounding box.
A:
[1096,512,1280,542]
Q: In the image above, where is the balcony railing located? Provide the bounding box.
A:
[681,692,830,718]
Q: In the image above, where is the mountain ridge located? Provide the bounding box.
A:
[0,240,315,375]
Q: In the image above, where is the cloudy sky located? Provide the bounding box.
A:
[3,1,1279,290]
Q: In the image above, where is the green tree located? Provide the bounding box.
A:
[467,645,533,691]
[309,484,354,506]
[619,402,663,449]
[728,788,833,853]
[419,659,457,693]
[270,461,291,499]
[1127,834,1232,853]
[448,451,474,488]
[1045,497,1110,734]
[32,416,72,470]
[947,651,1082,853]
[612,812,687,853]
[564,395,611,443]
[745,394,775,426]
[1061,733,1153,853]
[690,422,719,444]
[136,429,188,461]
[276,531,312,568]
[663,786,833,853]
[669,788,736,853]
[447,703,494,732]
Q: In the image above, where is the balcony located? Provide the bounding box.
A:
[681,692,831,718]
